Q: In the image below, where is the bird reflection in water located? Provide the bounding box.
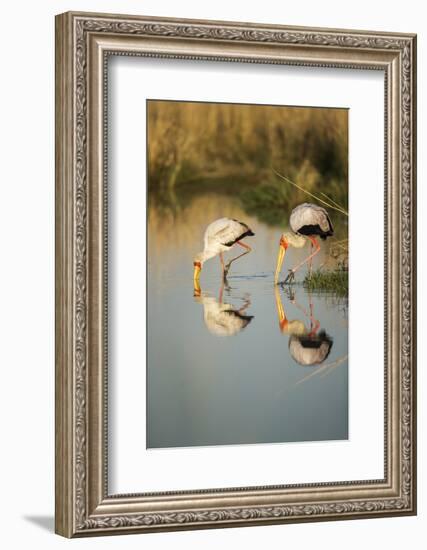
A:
[194,278,254,337]
[274,286,333,366]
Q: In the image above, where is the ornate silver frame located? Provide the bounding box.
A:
[55,11,417,537]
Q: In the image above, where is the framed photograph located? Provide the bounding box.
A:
[55,11,417,537]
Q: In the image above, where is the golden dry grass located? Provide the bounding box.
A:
[147,100,348,207]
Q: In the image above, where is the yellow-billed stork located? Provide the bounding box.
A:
[193,279,254,337]
[274,202,334,284]
[193,217,255,283]
[274,287,333,366]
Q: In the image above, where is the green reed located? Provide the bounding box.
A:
[303,267,348,297]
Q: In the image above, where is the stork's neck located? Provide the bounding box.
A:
[283,232,306,248]
[196,246,218,264]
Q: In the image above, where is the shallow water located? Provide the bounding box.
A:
[147,194,348,449]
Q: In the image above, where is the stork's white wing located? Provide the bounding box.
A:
[289,336,332,366]
[203,300,252,336]
[290,203,333,234]
[204,217,249,247]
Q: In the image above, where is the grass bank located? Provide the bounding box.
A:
[303,268,348,297]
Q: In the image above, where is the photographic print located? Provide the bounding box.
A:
[147,99,349,449]
[56,13,417,536]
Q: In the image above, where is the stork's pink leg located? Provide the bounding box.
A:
[307,293,320,335]
[291,236,321,275]
[308,319,321,337]
[219,278,224,303]
[236,241,252,251]
[309,292,314,319]
[308,241,313,276]
[219,252,225,277]
[291,292,320,336]
[238,296,251,315]
[223,241,252,277]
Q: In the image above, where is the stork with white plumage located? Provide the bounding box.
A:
[274,202,334,285]
[194,279,254,337]
[193,217,255,283]
[275,286,333,366]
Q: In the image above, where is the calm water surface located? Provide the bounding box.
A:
[147,194,348,448]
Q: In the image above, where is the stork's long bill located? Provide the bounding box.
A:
[193,261,202,283]
[274,236,288,284]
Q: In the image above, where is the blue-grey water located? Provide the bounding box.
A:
[147,194,348,449]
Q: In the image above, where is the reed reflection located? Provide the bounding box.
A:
[194,278,254,337]
[275,286,333,366]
